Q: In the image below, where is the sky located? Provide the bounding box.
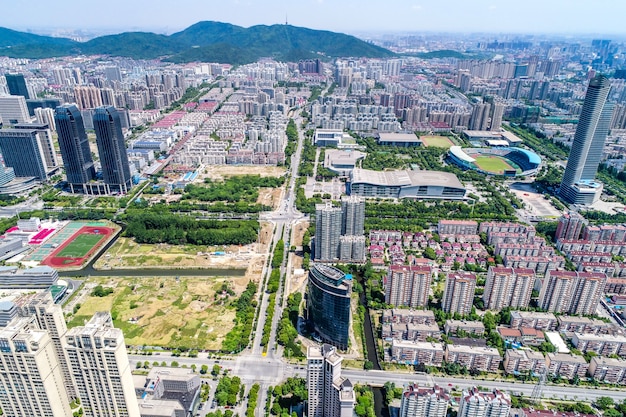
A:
[4,0,626,36]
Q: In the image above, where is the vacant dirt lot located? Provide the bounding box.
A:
[67,275,253,350]
[200,165,286,181]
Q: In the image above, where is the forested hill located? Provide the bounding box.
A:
[0,21,395,64]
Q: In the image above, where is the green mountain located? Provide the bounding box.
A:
[0,22,394,64]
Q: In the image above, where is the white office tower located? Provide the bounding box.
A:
[307,344,355,417]
[17,292,76,401]
[64,312,140,417]
[458,387,510,417]
[399,384,449,417]
[0,316,72,417]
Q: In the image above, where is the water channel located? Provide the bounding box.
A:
[358,273,389,417]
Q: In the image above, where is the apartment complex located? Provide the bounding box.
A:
[399,384,449,417]
[538,270,607,315]
[307,344,355,417]
[442,272,477,315]
[64,312,140,417]
[458,388,511,417]
[384,265,433,308]
[483,267,534,311]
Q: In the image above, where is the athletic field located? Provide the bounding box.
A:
[473,155,516,174]
[421,135,455,148]
[43,226,114,268]
[56,233,106,258]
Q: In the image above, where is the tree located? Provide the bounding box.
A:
[604,409,622,417]
[170,361,179,367]
[200,364,209,375]
[363,360,373,370]
[596,396,615,410]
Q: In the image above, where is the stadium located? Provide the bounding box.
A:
[448,146,541,177]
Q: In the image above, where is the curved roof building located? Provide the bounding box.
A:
[349,168,466,200]
[307,264,352,350]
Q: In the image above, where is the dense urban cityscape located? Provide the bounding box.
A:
[2,3,626,417]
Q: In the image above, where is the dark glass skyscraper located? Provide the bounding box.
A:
[560,75,612,205]
[307,264,352,350]
[4,73,30,99]
[54,105,96,193]
[92,106,132,194]
[0,129,48,180]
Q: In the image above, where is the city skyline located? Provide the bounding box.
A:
[3,0,626,36]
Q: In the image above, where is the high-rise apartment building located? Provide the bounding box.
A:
[4,73,30,99]
[489,102,505,131]
[93,106,132,194]
[341,195,365,236]
[539,270,607,315]
[442,272,477,316]
[483,267,534,311]
[399,384,449,417]
[555,211,587,241]
[314,202,343,262]
[457,388,510,417]
[385,265,433,308]
[469,102,490,130]
[307,344,355,417]
[74,86,103,110]
[559,75,613,204]
[35,107,57,131]
[0,317,72,417]
[307,264,352,350]
[16,292,77,401]
[64,312,140,417]
[0,128,50,180]
[55,104,96,193]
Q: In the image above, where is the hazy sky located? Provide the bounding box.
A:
[4,0,626,36]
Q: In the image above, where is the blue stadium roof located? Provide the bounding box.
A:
[511,147,541,165]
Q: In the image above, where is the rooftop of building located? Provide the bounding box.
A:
[446,344,501,356]
[351,168,464,189]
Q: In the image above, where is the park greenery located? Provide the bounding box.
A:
[268,378,307,417]
[354,385,376,417]
[214,375,242,407]
[123,211,258,246]
[91,285,114,297]
[221,281,257,353]
[276,292,304,358]
[183,175,285,203]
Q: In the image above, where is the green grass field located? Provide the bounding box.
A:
[473,155,515,174]
[420,135,455,148]
[56,233,105,258]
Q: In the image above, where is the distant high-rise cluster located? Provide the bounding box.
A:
[314,196,365,263]
[307,344,355,417]
[559,75,613,205]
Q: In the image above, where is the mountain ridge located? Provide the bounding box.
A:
[0,21,395,64]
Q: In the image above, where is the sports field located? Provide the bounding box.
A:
[421,135,455,148]
[56,233,105,258]
[473,155,516,174]
[43,226,114,268]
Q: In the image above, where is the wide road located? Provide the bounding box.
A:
[129,353,626,403]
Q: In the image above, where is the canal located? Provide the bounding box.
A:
[358,273,389,417]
